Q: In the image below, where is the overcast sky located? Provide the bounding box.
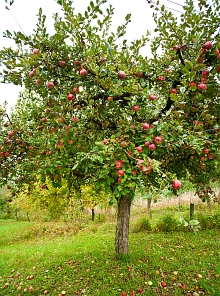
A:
[0,0,183,112]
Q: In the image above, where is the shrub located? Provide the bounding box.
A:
[155,213,179,232]
[132,217,152,233]
[197,210,220,230]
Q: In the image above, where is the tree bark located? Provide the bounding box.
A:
[91,208,95,221]
[207,199,211,210]
[115,195,132,258]
[190,203,194,220]
[147,198,152,219]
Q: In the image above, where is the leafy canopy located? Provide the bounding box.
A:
[0,0,219,201]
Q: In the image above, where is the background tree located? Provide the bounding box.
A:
[0,0,219,257]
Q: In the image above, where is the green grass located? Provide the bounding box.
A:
[0,218,220,296]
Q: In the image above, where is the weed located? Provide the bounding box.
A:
[196,209,220,230]
[132,217,152,233]
[155,213,179,232]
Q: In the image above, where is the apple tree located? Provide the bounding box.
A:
[0,0,220,256]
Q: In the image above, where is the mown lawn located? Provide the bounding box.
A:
[0,220,219,296]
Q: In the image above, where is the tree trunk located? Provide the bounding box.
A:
[147,198,152,219]
[190,203,194,220]
[115,195,132,258]
[207,199,211,210]
[91,208,95,221]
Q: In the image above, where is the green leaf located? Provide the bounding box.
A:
[125,14,131,21]
[189,219,200,226]
[72,163,79,170]
[185,61,193,69]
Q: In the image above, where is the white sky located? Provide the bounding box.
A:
[0,0,183,112]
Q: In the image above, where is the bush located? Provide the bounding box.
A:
[132,217,152,233]
[197,209,220,230]
[155,213,179,232]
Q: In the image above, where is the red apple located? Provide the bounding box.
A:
[74,60,80,67]
[145,141,151,147]
[132,170,137,175]
[189,82,196,87]
[173,179,181,189]
[80,69,88,77]
[142,122,150,129]
[148,143,156,151]
[41,184,47,189]
[137,72,144,78]
[203,148,210,154]
[204,41,212,50]
[68,139,74,144]
[73,87,79,94]
[118,170,124,177]
[137,159,144,168]
[101,57,107,63]
[154,136,163,145]
[118,70,126,80]
[36,78,42,85]
[46,81,54,89]
[171,89,177,94]
[115,160,123,169]
[8,131,15,137]
[161,282,167,287]
[202,69,210,77]
[33,48,39,55]
[118,177,121,183]
[136,146,143,153]
[29,71,35,78]
[59,60,66,67]
[157,76,165,82]
[217,53,220,60]
[67,93,75,101]
[208,153,214,159]
[57,118,63,124]
[216,66,220,74]
[121,141,127,148]
[102,138,108,144]
[142,166,152,174]
[133,105,139,112]
[41,149,46,155]
[198,83,207,91]
[41,117,47,123]
[72,117,78,123]
[149,94,157,101]
[172,45,179,51]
